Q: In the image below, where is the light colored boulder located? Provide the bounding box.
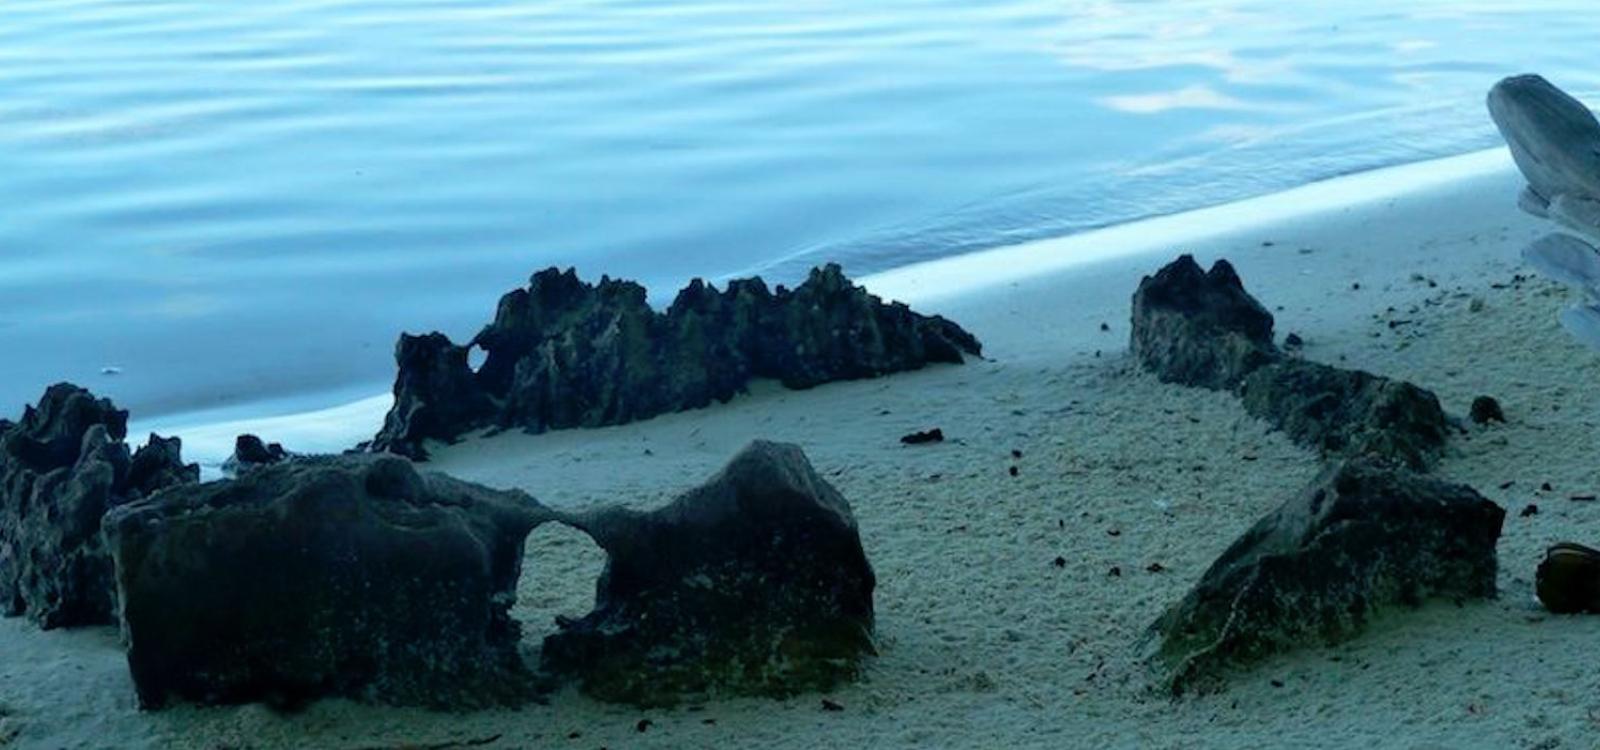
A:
[1488,74,1600,236]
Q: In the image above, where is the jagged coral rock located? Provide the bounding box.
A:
[1130,254,1279,390]
[0,383,197,628]
[1130,255,1452,469]
[371,264,981,458]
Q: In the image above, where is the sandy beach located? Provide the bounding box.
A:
[5,151,1600,749]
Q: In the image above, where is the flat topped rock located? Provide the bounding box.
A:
[370,264,982,459]
[104,454,555,710]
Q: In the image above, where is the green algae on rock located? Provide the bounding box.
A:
[104,455,555,710]
[542,441,876,707]
[1143,460,1504,694]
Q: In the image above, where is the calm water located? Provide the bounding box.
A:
[4,0,1600,421]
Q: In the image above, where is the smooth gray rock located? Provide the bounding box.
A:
[1144,460,1504,694]
[1521,232,1600,295]
[103,455,555,710]
[0,384,197,629]
[371,264,981,459]
[1488,74,1600,236]
[1129,254,1279,390]
[1488,75,1600,351]
[541,440,876,707]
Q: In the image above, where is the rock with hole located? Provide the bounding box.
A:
[370,265,981,459]
[542,440,876,706]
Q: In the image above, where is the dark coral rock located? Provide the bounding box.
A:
[220,434,289,476]
[103,455,555,710]
[1144,460,1504,693]
[1130,255,1279,390]
[0,383,196,628]
[542,441,876,706]
[371,332,496,459]
[371,264,981,458]
[127,434,201,496]
[747,266,980,389]
[1239,360,1451,470]
[1470,395,1506,425]
[1130,255,1455,469]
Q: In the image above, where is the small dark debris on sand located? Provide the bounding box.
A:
[1470,396,1506,424]
[900,428,945,445]
[1522,504,1540,517]
[821,699,845,712]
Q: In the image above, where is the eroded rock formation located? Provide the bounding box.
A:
[1240,360,1451,471]
[0,383,197,629]
[1144,460,1504,693]
[1130,254,1277,389]
[1130,255,1453,469]
[103,455,555,710]
[371,264,982,458]
[102,439,875,711]
[542,440,876,706]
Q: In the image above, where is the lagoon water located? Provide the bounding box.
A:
[4,0,1600,425]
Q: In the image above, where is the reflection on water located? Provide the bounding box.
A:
[2,0,1597,419]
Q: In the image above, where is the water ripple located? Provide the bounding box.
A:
[3,0,1599,418]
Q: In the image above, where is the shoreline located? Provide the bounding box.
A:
[9,142,1600,748]
[132,147,1521,473]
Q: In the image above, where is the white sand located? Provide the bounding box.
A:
[7,152,1600,749]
